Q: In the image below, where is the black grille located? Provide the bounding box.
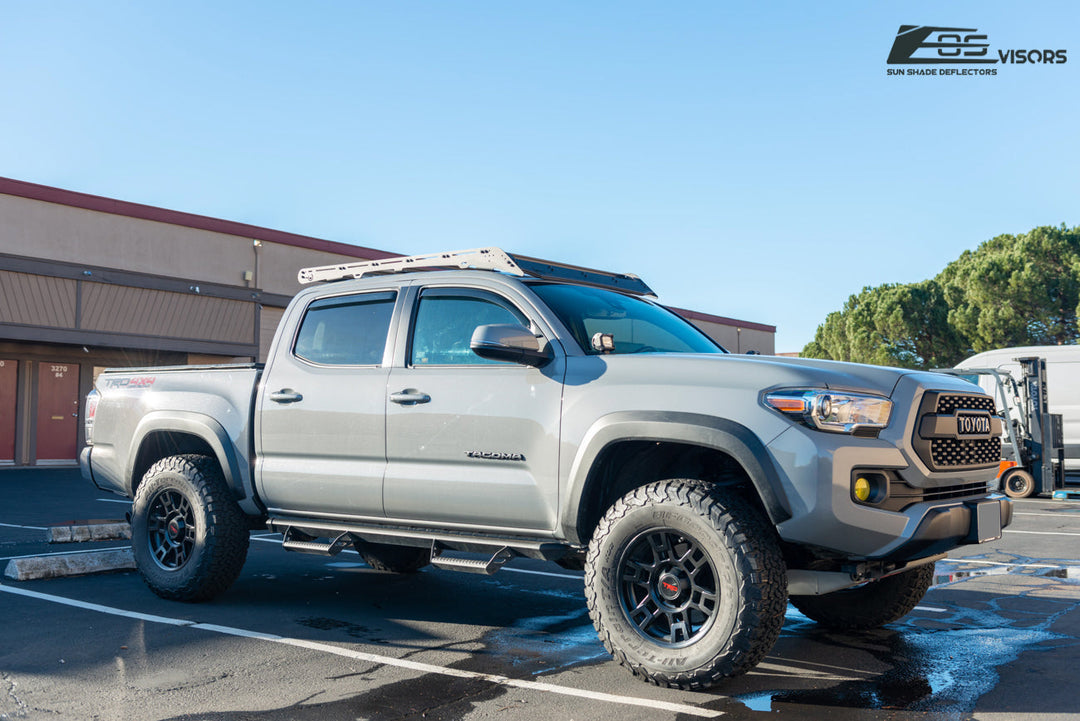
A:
[930,437,1002,468]
[936,394,996,414]
[914,391,1002,471]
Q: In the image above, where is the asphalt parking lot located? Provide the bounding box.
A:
[2,468,1079,721]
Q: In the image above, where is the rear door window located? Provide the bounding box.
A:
[293,291,396,366]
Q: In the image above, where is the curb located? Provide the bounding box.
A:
[3,549,136,581]
[47,523,131,544]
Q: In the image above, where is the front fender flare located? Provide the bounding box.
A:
[561,411,792,545]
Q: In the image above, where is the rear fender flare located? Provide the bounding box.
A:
[126,411,252,508]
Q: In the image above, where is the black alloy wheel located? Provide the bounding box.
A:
[131,454,250,601]
[146,488,196,571]
[617,529,719,647]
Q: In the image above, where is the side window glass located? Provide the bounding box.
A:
[294,291,396,366]
[411,290,528,366]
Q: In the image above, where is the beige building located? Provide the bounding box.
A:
[0,176,774,467]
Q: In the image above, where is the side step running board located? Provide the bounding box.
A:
[429,542,515,575]
[281,527,352,556]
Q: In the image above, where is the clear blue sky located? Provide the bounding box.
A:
[2,1,1077,352]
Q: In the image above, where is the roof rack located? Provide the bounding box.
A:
[297,247,656,297]
[297,248,522,284]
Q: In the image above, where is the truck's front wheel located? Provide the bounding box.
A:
[131,454,250,602]
[585,480,787,689]
[789,564,935,630]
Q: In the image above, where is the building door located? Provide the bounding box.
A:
[0,360,16,464]
[35,362,80,463]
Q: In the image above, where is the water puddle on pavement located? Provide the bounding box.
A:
[732,556,1076,717]
[933,557,1080,585]
[481,609,609,675]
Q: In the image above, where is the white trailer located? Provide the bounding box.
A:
[955,346,1080,474]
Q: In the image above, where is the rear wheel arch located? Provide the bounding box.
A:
[131,430,216,495]
[126,413,250,506]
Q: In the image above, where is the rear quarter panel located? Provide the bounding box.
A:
[89,365,260,507]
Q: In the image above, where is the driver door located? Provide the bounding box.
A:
[384,286,564,531]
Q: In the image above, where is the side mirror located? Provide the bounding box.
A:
[470,324,553,367]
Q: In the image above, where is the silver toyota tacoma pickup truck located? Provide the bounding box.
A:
[81,248,1012,689]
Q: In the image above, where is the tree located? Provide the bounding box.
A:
[803,225,1080,368]
[802,281,962,369]
[938,225,1080,351]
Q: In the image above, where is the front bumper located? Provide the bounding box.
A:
[768,423,1009,559]
[887,494,1012,562]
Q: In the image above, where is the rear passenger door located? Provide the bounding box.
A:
[256,289,399,518]
[384,285,565,531]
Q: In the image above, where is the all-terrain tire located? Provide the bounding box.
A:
[131,454,250,601]
[789,564,935,630]
[585,479,787,690]
[355,541,431,573]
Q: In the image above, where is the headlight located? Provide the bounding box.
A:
[765,389,892,435]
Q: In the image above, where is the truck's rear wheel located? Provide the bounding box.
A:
[1002,468,1036,499]
[585,479,787,689]
[789,564,935,630]
[355,541,430,573]
[131,454,250,601]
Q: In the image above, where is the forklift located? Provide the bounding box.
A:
[935,357,1065,498]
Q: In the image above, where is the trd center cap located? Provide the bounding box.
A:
[657,572,684,601]
[168,517,185,540]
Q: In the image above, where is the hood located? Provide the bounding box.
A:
[601,353,919,397]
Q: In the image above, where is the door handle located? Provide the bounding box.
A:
[390,389,431,405]
[269,389,304,404]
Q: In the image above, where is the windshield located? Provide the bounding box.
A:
[529,283,725,355]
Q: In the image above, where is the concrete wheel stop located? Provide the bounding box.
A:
[3,520,135,581]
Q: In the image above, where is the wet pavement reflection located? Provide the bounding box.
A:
[724,554,1080,717]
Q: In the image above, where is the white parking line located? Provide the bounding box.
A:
[0,546,130,562]
[97,498,131,504]
[1005,530,1080,537]
[1015,512,1080,519]
[0,522,47,531]
[944,559,1069,570]
[0,582,724,718]
[503,567,582,580]
[1012,497,1080,506]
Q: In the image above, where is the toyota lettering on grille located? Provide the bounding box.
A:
[956,412,992,437]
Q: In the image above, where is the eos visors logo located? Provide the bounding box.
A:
[888,26,995,64]
[886,25,1067,77]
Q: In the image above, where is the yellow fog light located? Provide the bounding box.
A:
[854,477,872,502]
[852,472,889,505]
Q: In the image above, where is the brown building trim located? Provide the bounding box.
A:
[0,178,777,335]
[260,292,294,308]
[0,251,259,303]
[668,306,776,334]
[0,323,258,358]
[0,176,400,262]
